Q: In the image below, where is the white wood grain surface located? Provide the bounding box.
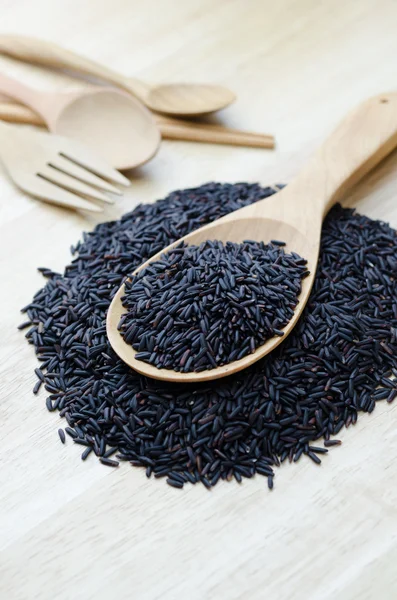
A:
[1,1,397,599]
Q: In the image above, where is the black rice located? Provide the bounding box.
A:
[20,182,397,490]
[81,447,92,461]
[100,457,119,468]
[119,239,308,371]
[324,439,342,447]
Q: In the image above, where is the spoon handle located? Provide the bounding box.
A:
[285,93,397,220]
[0,71,53,122]
[0,34,150,102]
[0,101,41,124]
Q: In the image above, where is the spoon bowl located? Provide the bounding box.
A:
[50,88,161,169]
[145,83,236,116]
[107,92,397,382]
[107,215,316,382]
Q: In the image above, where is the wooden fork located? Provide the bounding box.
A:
[0,120,129,212]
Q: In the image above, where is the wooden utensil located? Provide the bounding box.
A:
[107,92,397,382]
[0,71,160,170]
[156,114,275,148]
[0,120,129,211]
[0,35,235,117]
[0,101,275,149]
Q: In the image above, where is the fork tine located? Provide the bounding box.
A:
[32,176,103,212]
[49,156,123,195]
[59,144,130,187]
[39,166,115,204]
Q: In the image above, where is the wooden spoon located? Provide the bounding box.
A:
[107,92,397,383]
[0,35,236,117]
[0,71,160,170]
[0,100,275,149]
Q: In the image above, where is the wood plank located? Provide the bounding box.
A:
[1,1,397,598]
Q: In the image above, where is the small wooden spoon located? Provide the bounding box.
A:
[107,93,397,383]
[0,35,235,117]
[0,71,160,170]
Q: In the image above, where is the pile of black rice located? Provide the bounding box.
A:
[20,182,397,489]
[119,239,309,372]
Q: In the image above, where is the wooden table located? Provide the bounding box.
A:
[1,1,397,598]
